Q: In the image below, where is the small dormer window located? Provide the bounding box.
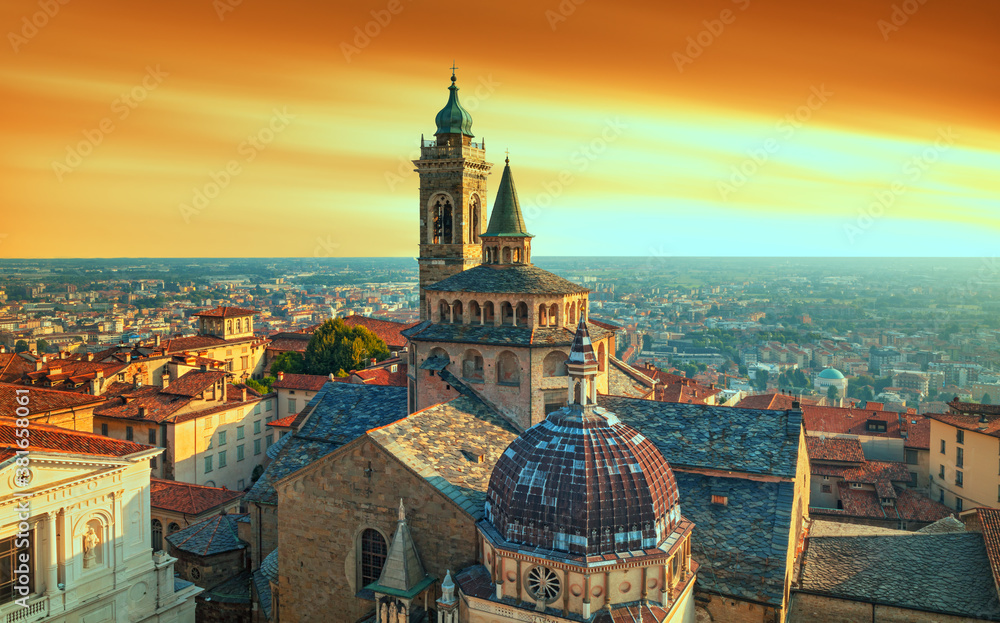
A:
[850,482,863,489]
[711,494,728,506]
[881,497,894,506]
[390,364,398,373]
[865,419,887,432]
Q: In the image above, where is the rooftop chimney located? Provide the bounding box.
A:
[329,373,335,382]
[86,353,94,362]
[241,388,247,401]
[200,364,207,372]
[277,371,285,381]
[124,353,131,363]
[154,335,161,347]
[161,370,170,389]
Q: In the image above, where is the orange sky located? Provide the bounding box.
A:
[1,0,998,257]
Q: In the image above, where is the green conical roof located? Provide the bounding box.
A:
[434,74,474,137]
[484,159,532,238]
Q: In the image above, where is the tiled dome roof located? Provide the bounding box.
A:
[485,405,681,556]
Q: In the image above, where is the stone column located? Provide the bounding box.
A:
[45,511,58,596]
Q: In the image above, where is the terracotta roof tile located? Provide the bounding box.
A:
[340,315,416,350]
[803,405,931,449]
[977,507,1000,590]
[0,382,105,416]
[193,306,258,318]
[0,417,148,457]
[150,478,243,515]
[272,374,328,392]
[805,436,865,463]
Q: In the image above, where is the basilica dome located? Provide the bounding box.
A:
[484,404,682,557]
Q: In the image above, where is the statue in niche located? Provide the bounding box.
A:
[82,526,100,569]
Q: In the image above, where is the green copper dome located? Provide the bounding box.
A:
[818,368,845,379]
[484,159,532,238]
[434,74,474,137]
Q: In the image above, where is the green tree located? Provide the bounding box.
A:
[36,339,50,353]
[983,393,993,405]
[246,375,276,395]
[269,351,305,375]
[14,340,28,353]
[303,318,389,376]
[827,385,840,401]
[754,370,769,392]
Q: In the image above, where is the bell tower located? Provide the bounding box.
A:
[414,68,493,320]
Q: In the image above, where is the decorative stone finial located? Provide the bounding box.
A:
[398,498,406,522]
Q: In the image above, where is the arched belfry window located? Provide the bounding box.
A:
[360,529,388,588]
[470,196,481,244]
[431,196,454,244]
[151,519,163,551]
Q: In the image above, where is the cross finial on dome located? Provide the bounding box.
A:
[450,61,458,82]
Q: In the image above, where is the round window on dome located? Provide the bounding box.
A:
[525,565,561,604]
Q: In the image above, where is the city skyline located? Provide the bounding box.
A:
[2,0,998,258]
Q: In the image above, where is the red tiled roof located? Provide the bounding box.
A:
[161,370,226,397]
[822,483,952,523]
[349,362,407,387]
[803,404,931,449]
[93,385,192,423]
[265,337,310,353]
[267,414,297,428]
[159,335,228,353]
[812,460,912,484]
[977,508,1000,589]
[736,392,818,411]
[150,478,243,514]
[0,417,149,457]
[0,382,105,416]
[273,373,328,391]
[929,410,1000,438]
[0,353,33,383]
[193,306,258,318]
[340,315,416,350]
[806,436,865,463]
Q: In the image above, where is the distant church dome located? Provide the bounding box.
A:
[434,73,474,137]
[485,404,682,556]
[818,368,845,380]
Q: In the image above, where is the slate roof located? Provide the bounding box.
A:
[812,483,952,524]
[423,264,587,295]
[201,570,252,604]
[166,513,246,556]
[683,472,794,606]
[150,478,243,515]
[402,321,614,348]
[245,382,408,505]
[486,405,681,556]
[798,534,1000,619]
[598,396,801,478]
[367,395,519,520]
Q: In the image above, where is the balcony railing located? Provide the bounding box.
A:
[5,596,48,623]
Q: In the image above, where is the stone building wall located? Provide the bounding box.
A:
[788,592,985,623]
[275,436,481,623]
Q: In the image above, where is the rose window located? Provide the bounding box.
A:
[526,565,560,603]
